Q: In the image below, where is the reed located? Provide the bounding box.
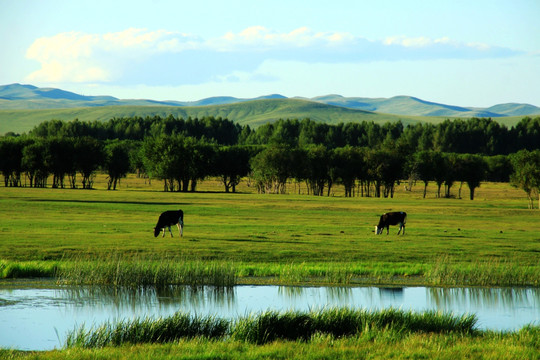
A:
[65,312,229,348]
[236,262,426,285]
[3,257,537,287]
[56,256,237,288]
[232,311,315,344]
[0,260,58,278]
[64,308,477,348]
[427,256,540,287]
[231,308,478,344]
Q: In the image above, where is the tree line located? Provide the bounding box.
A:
[1,116,539,207]
[26,115,540,155]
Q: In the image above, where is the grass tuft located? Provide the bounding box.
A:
[55,255,237,288]
[65,312,229,348]
[0,260,58,278]
[231,308,477,344]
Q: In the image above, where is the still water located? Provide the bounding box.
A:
[0,281,539,350]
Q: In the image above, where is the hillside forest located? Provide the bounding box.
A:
[1,115,539,208]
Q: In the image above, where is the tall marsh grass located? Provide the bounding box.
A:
[2,256,537,287]
[65,312,229,348]
[0,260,58,278]
[237,261,426,285]
[56,256,237,288]
[65,308,478,348]
[427,256,540,287]
[232,308,477,344]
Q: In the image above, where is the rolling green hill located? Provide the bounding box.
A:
[309,94,528,118]
[0,83,536,135]
[0,98,438,135]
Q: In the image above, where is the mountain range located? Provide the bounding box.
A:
[1,83,539,118]
[0,83,539,135]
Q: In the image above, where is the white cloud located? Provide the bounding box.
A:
[216,26,359,51]
[25,31,109,83]
[25,28,199,83]
[24,27,521,85]
[384,35,457,48]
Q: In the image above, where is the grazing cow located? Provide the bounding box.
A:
[375,211,407,235]
[154,210,184,238]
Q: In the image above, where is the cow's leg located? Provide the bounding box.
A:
[386,226,389,235]
[397,222,403,235]
[161,228,166,238]
[177,222,183,237]
[178,217,184,237]
[168,225,173,237]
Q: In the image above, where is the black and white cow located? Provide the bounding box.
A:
[375,211,407,235]
[154,210,184,238]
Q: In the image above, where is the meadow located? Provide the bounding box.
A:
[0,175,539,287]
[1,176,539,358]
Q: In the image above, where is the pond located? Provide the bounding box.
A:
[1,281,539,350]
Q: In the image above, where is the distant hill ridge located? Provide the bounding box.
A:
[1,83,539,118]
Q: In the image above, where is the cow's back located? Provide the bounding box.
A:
[159,210,183,226]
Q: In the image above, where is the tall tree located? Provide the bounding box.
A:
[0,137,25,187]
[75,137,104,189]
[443,153,460,198]
[104,141,131,190]
[459,154,487,200]
[250,145,295,194]
[510,149,540,209]
[22,139,50,188]
[485,155,512,182]
[214,146,252,193]
[412,150,439,198]
[332,147,363,197]
[48,137,76,188]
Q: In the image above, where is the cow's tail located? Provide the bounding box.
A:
[402,212,407,224]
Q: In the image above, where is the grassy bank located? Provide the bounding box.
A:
[4,330,539,360]
[2,256,538,287]
[2,311,538,359]
[65,309,477,348]
[1,179,539,287]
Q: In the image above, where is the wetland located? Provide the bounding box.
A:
[0,281,538,350]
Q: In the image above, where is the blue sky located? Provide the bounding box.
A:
[1,0,539,106]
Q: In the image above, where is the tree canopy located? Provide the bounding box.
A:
[2,115,540,207]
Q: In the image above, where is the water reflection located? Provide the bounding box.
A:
[0,283,538,351]
[379,287,404,301]
[62,285,236,312]
[429,287,540,310]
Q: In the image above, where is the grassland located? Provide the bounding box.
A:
[0,96,531,135]
[0,99,464,135]
[0,175,538,287]
[1,176,539,358]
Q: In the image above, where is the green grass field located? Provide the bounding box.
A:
[1,176,539,358]
[0,176,538,286]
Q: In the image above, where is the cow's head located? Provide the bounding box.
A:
[153,227,160,237]
[375,226,383,235]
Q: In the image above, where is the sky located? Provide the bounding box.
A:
[1,0,539,107]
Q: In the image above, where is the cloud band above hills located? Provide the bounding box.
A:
[25,27,521,86]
